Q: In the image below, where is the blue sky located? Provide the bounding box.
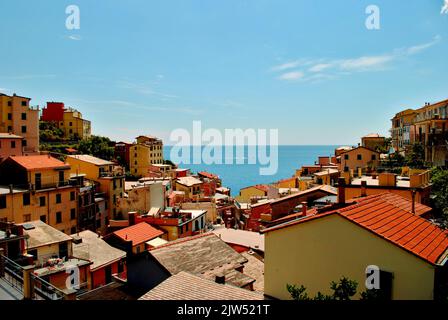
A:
[0,0,447,145]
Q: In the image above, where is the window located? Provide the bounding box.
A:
[70,208,76,220]
[7,113,12,120]
[371,154,377,161]
[69,122,73,126]
[23,214,31,222]
[35,173,42,189]
[23,193,30,206]
[21,126,26,133]
[7,101,12,107]
[22,140,27,147]
[70,191,75,201]
[56,193,62,204]
[357,154,362,160]
[344,154,349,160]
[186,223,189,232]
[21,113,26,120]
[70,227,76,234]
[39,196,46,207]
[0,195,6,209]
[69,129,73,134]
[40,215,46,223]
[21,101,27,106]
[7,126,12,132]
[59,171,64,184]
[56,211,62,224]
[11,141,16,148]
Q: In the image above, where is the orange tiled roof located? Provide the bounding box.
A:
[240,184,270,192]
[262,193,447,265]
[10,155,69,171]
[113,222,164,245]
[198,171,219,180]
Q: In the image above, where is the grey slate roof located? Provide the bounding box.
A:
[139,271,264,300]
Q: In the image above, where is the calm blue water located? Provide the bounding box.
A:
[164,145,337,196]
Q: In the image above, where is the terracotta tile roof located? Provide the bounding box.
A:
[113,222,164,246]
[198,171,220,179]
[10,155,69,171]
[262,193,448,265]
[138,271,264,300]
[241,184,270,192]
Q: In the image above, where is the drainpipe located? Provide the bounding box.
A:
[411,189,416,214]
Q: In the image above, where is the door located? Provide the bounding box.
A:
[105,265,112,284]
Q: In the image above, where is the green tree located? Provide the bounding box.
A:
[287,277,358,301]
[405,143,426,169]
[430,167,448,224]
[286,284,310,301]
[376,137,392,154]
[330,277,358,300]
[76,135,116,160]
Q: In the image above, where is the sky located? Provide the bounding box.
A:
[0,0,447,145]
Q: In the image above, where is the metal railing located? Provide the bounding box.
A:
[31,274,65,300]
[3,256,24,294]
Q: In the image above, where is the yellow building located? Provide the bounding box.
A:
[391,109,417,152]
[338,146,380,176]
[129,135,164,177]
[236,184,279,203]
[262,193,448,300]
[60,108,91,140]
[361,133,386,151]
[0,155,78,234]
[0,93,39,154]
[66,154,125,220]
[174,176,203,199]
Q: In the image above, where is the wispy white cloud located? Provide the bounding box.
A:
[442,0,448,14]
[0,74,57,80]
[117,80,178,99]
[271,60,303,72]
[278,71,305,81]
[67,35,82,41]
[76,98,202,115]
[308,63,332,73]
[273,36,441,82]
[339,55,393,71]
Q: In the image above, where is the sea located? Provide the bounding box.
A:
[164,145,337,196]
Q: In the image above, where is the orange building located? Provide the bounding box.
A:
[338,146,380,176]
[0,155,78,234]
[72,230,127,289]
[0,133,23,162]
[0,93,39,154]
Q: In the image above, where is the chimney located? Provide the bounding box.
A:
[361,180,367,197]
[301,202,307,216]
[128,212,136,226]
[337,177,346,205]
[215,274,225,285]
[411,190,416,214]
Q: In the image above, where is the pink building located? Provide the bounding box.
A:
[0,133,23,162]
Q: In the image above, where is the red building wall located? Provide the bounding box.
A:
[247,203,271,232]
[91,261,126,289]
[42,102,65,122]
